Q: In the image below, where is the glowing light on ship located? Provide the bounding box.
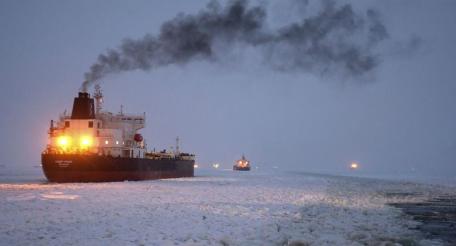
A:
[80,136,93,147]
[57,136,71,147]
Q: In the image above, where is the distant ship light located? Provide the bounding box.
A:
[350,162,359,169]
[194,164,199,168]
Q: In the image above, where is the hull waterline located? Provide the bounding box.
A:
[42,154,194,183]
[233,166,251,171]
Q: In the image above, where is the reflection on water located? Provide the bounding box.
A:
[5,191,80,201]
[41,191,80,200]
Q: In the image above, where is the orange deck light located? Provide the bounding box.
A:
[80,136,93,147]
[57,136,71,147]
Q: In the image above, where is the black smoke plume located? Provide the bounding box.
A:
[82,0,389,91]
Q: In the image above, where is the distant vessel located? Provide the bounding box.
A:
[350,162,359,170]
[233,155,251,171]
[41,85,195,182]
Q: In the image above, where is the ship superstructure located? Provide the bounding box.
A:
[233,154,251,171]
[42,86,195,182]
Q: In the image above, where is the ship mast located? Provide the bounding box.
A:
[94,84,103,114]
[175,136,180,155]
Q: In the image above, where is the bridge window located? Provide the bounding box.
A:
[88,121,93,128]
[65,121,70,128]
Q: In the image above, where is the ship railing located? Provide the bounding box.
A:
[43,146,95,155]
[145,152,193,160]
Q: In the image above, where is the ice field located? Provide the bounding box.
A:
[0,169,453,245]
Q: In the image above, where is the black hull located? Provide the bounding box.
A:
[233,166,251,171]
[41,154,194,183]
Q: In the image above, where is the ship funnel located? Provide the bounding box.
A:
[71,92,95,119]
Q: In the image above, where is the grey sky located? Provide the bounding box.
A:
[0,0,455,178]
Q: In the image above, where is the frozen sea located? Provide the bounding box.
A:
[0,168,454,246]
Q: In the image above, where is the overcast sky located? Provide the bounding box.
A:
[0,0,455,178]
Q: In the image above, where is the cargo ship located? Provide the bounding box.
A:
[233,154,251,171]
[41,85,195,182]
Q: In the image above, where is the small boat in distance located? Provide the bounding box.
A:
[233,154,251,171]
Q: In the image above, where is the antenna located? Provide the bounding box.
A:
[94,84,103,114]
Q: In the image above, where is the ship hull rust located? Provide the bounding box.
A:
[42,153,194,182]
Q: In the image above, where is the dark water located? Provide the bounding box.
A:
[388,194,456,245]
[0,168,46,184]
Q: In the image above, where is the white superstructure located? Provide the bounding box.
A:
[47,86,146,158]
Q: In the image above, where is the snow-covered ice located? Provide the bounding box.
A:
[0,170,452,245]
